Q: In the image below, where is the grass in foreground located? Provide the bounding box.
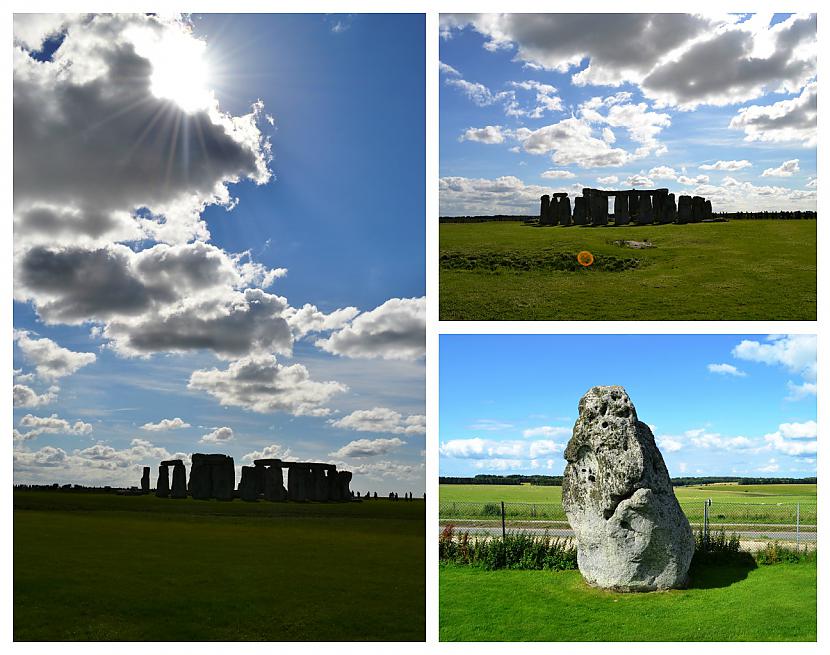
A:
[439,220,816,320]
[14,491,425,641]
[439,559,816,641]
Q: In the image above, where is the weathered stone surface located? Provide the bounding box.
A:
[540,195,551,222]
[654,189,670,224]
[288,465,309,501]
[692,196,705,222]
[189,456,212,500]
[677,195,692,223]
[559,196,572,226]
[614,193,629,225]
[189,453,235,500]
[666,193,677,223]
[704,199,713,219]
[337,471,352,501]
[572,196,587,225]
[141,466,150,493]
[239,466,259,501]
[562,386,693,591]
[170,462,187,498]
[636,193,653,224]
[155,465,169,498]
[263,465,286,501]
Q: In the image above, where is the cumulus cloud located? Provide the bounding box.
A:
[440,175,580,216]
[509,80,562,117]
[762,158,800,177]
[518,117,636,167]
[596,175,619,185]
[13,330,96,381]
[16,413,93,439]
[141,417,191,431]
[687,429,754,451]
[328,407,426,435]
[442,14,815,110]
[329,437,406,458]
[729,81,816,147]
[439,437,564,461]
[188,355,347,416]
[13,384,57,408]
[460,125,506,144]
[241,443,294,464]
[699,160,753,171]
[200,426,234,444]
[315,297,425,361]
[656,436,683,453]
[540,170,576,179]
[707,363,747,377]
[732,335,816,395]
[764,420,816,456]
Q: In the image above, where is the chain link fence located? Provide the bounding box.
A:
[439,499,816,549]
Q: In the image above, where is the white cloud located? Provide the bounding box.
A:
[13,330,96,381]
[519,116,636,167]
[469,419,514,432]
[648,166,678,179]
[16,413,93,439]
[460,125,506,144]
[528,440,562,458]
[241,443,294,464]
[677,175,709,185]
[707,363,747,377]
[315,297,425,361]
[699,160,753,171]
[688,429,755,451]
[540,170,576,179]
[625,174,653,187]
[13,384,57,408]
[439,437,563,461]
[188,355,347,416]
[757,459,780,473]
[656,436,683,453]
[141,417,191,432]
[596,175,618,185]
[440,175,582,216]
[509,79,563,117]
[522,426,570,439]
[764,421,816,456]
[732,334,816,385]
[199,426,234,444]
[329,407,425,435]
[329,437,406,458]
[730,82,817,147]
[762,158,800,177]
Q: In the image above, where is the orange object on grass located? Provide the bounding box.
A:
[577,251,594,267]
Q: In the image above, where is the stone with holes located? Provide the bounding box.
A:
[562,385,693,591]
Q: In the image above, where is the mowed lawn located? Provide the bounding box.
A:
[439,483,817,506]
[439,220,816,320]
[14,491,425,641]
[439,560,817,641]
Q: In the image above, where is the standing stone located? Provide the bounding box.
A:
[337,471,352,501]
[288,465,309,501]
[540,195,551,222]
[654,189,670,223]
[677,195,692,223]
[211,455,235,500]
[589,192,608,226]
[703,199,713,219]
[155,465,170,498]
[636,193,653,224]
[264,465,286,501]
[141,467,150,493]
[665,193,677,223]
[239,466,259,501]
[691,196,705,222]
[628,191,640,221]
[170,461,187,498]
[559,196,572,226]
[189,454,212,500]
[614,193,630,225]
[562,386,694,591]
[572,196,588,225]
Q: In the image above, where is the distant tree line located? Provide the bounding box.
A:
[439,215,533,223]
[715,211,816,220]
[440,475,815,486]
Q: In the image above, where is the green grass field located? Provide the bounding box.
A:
[14,491,425,641]
[439,559,817,641]
[439,483,817,505]
[439,220,816,320]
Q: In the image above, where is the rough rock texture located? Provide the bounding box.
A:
[562,386,693,591]
[189,453,235,500]
[636,193,653,224]
[614,193,629,225]
[155,465,169,498]
[677,195,692,223]
[170,462,187,498]
[572,196,587,225]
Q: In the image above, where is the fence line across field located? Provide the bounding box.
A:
[439,499,817,547]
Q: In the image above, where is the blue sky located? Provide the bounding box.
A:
[13,14,425,493]
[439,13,816,215]
[440,334,816,479]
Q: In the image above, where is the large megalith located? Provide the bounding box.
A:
[562,386,693,591]
[141,466,150,493]
[170,461,187,498]
[155,465,169,498]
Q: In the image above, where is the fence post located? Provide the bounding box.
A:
[501,501,506,541]
[703,499,711,552]
[796,502,800,546]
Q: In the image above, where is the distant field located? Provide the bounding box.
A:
[440,483,817,505]
[439,220,816,320]
[14,491,424,641]
[440,560,817,641]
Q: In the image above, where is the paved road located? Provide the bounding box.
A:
[439,523,816,542]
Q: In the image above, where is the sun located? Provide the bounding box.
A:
[132,24,214,113]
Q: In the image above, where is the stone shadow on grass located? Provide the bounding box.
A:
[686,553,758,590]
